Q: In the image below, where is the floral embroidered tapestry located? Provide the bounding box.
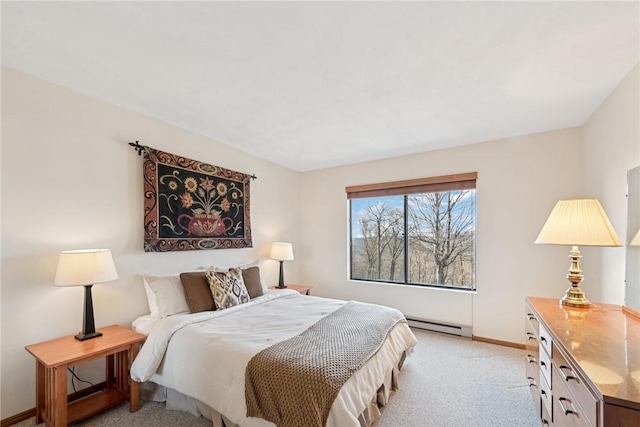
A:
[143,147,252,251]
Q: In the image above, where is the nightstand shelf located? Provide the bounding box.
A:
[25,325,146,427]
[269,284,313,295]
[67,387,124,424]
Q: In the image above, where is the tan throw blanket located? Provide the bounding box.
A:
[245,300,406,427]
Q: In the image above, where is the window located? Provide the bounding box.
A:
[347,173,477,290]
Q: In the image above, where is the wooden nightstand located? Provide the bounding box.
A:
[25,325,146,427]
[269,284,313,295]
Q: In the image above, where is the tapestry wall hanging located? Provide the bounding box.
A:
[133,143,253,252]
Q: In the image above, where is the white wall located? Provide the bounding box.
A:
[583,63,640,304]
[299,128,584,344]
[0,68,300,418]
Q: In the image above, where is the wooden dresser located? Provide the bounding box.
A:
[525,297,640,426]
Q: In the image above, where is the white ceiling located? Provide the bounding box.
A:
[2,1,639,172]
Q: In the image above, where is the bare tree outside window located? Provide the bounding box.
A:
[351,197,404,282]
[349,188,476,290]
[408,191,475,288]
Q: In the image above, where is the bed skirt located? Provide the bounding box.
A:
[140,350,407,427]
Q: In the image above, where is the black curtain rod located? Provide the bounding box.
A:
[128,140,146,156]
[128,141,257,180]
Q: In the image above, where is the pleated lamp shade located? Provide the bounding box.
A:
[535,199,621,247]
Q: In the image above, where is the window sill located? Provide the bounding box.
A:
[347,279,477,294]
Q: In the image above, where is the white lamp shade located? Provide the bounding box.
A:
[54,249,118,287]
[270,242,294,261]
[631,229,640,247]
[535,199,622,247]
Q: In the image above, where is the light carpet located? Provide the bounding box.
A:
[12,329,539,427]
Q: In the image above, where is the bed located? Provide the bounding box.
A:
[130,269,417,427]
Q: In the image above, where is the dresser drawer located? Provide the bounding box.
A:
[539,341,552,388]
[525,312,539,354]
[552,344,598,427]
[542,401,553,426]
[552,370,595,427]
[526,353,539,379]
[527,362,542,418]
[540,369,553,421]
[526,309,539,334]
[525,332,539,375]
[538,323,553,357]
[526,351,540,400]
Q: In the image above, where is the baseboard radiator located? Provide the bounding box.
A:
[406,317,472,338]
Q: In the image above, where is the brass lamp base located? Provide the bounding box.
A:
[561,246,592,308]
[561,285,592,307]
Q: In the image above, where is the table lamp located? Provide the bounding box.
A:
[535,199,621,307]
[54,249,118,340]
[270,242,294,289]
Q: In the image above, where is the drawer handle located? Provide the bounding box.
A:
[526,333,537,341]
[540,336,547,343]
[558,397,578,417]
[559,365,578,382]
[527,313,536,321]
[526,355,537,364]
[527,376,537,388]
[540,360,547,370]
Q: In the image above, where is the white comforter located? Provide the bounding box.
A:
[131,290,417,427]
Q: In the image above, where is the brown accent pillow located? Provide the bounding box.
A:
[242,266,264,299]
[180,271,216,313]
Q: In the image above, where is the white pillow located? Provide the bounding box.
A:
[210,259,268,292]
[142,274,190,318]
[142,278,159,317]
